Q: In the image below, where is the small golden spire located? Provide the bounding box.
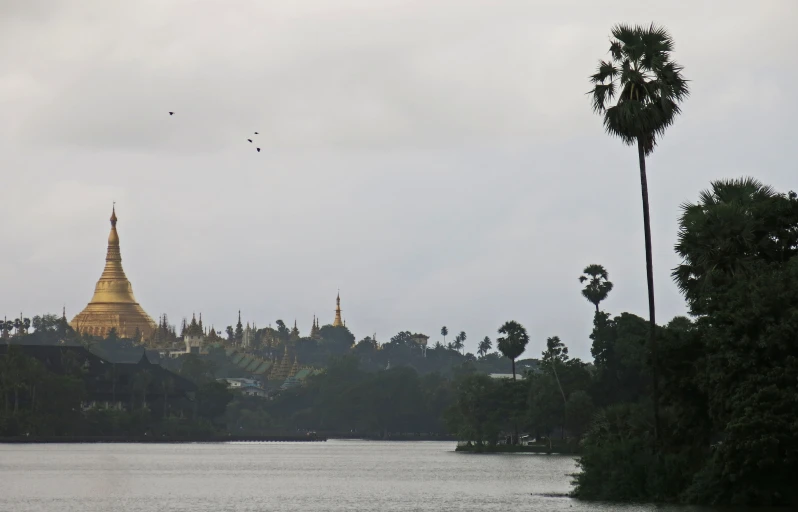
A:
[333,290,343,327]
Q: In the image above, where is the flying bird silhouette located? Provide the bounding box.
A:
[256,148,261,152]
[168,112,174,115]
[254,132,259,135]
[247,139,252,143]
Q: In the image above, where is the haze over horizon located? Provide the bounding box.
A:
[2,0,796,359]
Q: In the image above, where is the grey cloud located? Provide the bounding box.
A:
[1,0,797,359]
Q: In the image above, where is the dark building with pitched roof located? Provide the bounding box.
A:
[0,344,196,413]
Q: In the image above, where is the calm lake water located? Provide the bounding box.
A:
[0,440,720,512]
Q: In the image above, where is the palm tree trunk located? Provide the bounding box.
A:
[637,137,660,442]
[511,358,516,381]
[551,362,567,439]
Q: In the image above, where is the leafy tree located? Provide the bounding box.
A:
[589,311,650,406]
[542,336,569,437]
[477,336,492,358]
[195,381,234,425]
[565,390,595,438]
[32,314,60,333]
[389,331,414,346]
[579,264,614,312]
[445,373,501,446]
[179,354,216,384]
[527,372,563,442]
[497,321,529,380]
[225,326,234,341]
[671,179,798,505]
[589,23,689,439]
[275,320,290,341]
[440,326,448,345]
[319,324,355,350]
[354,336,378,355]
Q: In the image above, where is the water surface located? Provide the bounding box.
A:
[0,440,717,511]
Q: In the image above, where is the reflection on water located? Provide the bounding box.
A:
[0,440,722,511]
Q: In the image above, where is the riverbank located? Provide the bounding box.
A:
[456,441,580,454]
[326,433,457,441]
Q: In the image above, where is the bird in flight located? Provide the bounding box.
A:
[254,132,259,135]
[247,139,252,143]
[168,112,174,115]
[256,148,261,152]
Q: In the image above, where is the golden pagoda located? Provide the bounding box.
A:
[70,206,156,339]
[332,291,343,327]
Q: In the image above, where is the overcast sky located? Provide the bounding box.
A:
[2,0,796,359]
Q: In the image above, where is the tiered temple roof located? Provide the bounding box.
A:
[269,345,293,382]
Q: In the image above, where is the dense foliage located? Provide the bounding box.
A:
[574,179,798,507]
[225,356,457,437]
[0,345,230,437]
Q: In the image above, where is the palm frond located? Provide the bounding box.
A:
[590,60,618,84]
[609,40,623,61]
[590,83,615,113]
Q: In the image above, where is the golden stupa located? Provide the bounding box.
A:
[70,206,156,339]
[332,291,343,327]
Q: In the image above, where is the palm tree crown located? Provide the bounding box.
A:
[589,23,689,155]
[579,264,614,311]
[497,321,529,380]
[477,336,492,357]
[452,334,464,353]
[673,177,786,309]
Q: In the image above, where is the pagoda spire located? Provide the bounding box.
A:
[310,314,321,339]
[333,290,343,327]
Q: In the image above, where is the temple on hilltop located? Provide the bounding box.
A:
[70,206,157,339]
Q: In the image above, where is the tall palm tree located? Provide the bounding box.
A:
[452,334,464,353]
[589,23,689,439]
[477,336,492,358]
[497,321,529,380]
[579,264,614,312]
[440,326,448,345]
[458,331,467,354]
